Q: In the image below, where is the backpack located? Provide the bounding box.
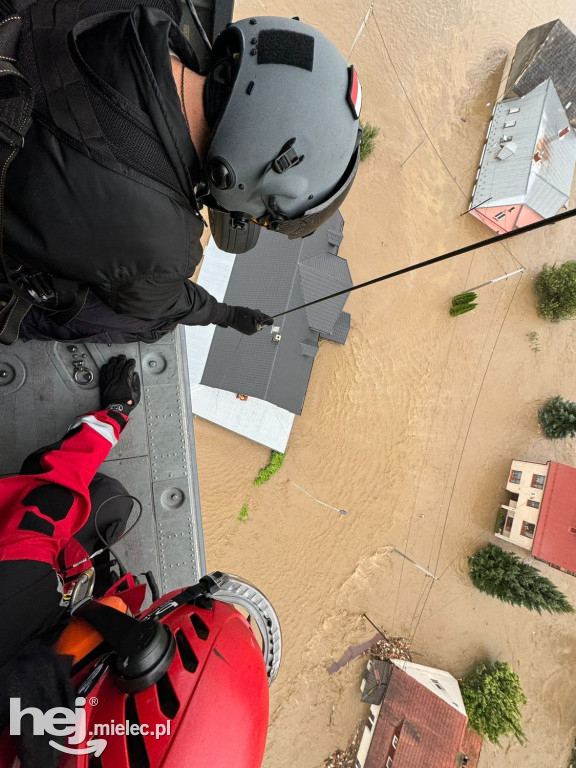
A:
[0,0,184,344]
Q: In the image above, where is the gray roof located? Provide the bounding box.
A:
[320,311,351,344]
[505,19,576,126]
[299,253,351,333]
[471,79,576,218]
[200,211,352,415]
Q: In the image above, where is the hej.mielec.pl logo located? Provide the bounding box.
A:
[10,696,106,756]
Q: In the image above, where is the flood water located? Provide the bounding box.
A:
[194,1,576,765]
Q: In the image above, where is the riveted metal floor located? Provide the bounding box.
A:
[0,328,205,594]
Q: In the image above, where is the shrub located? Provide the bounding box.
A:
[494,508,506,533]
[359,121,380,161]
[460,661,527,745]
[538,395,576,440]
[449,302,477,317]
[451,291,477,306]
[468,543,573,614]
[237,504,249,522]
[534,261,576,321]
[254,451,285,486]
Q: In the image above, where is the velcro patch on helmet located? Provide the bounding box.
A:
[347,66,362,119]
[257,30,314,71]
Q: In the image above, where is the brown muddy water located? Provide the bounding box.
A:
[194,1,576,766]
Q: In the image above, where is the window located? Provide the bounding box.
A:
[431,679,445,691]
[500,135,513,143]
[505,516,514,532]
[522,521,535,538]
[494,212,506,220]
[509,470,522,484]
[531,474,545,490]
[508,207,516,212]
[559,127,570,138]
[508,107,520,114]
[527,499,540,509]
[504,120,516,128]
[392,735,398,749]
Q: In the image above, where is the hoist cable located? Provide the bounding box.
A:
[266,205,576,321]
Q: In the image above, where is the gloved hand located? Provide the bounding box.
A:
[225,306,274,335]
[99,355,141,415]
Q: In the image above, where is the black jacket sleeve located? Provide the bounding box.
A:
[105,277,230,326]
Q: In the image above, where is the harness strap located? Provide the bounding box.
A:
[32,0,115,161]
[0,14,34,345]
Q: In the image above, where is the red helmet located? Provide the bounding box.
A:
[1,573,281,768]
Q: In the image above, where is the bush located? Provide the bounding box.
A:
[237,504,249,522]
[494,508,506,533]
[460,661,527,745]
[538,395,576,440]
[449,291,477,317]
[451,291,477,306]
[359,121,380,161]
[254,451,285,486]
[534,261,576,321]
[468,543,573,614]
[449,302,477,317]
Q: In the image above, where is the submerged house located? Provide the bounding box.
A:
[495,459,576,576]
[504,19,576,127]
[356,659,481,768]
[184,212,352,452]
[469,78,576,234]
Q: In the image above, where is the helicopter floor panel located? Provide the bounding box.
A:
[0,328,205,594]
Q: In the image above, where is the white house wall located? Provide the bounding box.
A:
[496,459,549,550]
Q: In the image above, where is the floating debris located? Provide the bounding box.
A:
[364,631,412,662]
[324,721,366,768]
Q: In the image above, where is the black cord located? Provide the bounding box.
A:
[68,494,144,573]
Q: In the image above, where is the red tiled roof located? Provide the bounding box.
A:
[533,461,576,573]
[364,664,481,768]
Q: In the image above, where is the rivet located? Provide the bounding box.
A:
[251,37,258,44]
[250,48,257,55]
[249,18,258,24]
[238,183,245,190]
[148,360,157,367]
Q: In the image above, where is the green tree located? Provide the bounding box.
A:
[254,451,285,486]
[534,261,576,321]
[359,121,380,161]
[460,661,527,745]
[538,395,576,440]
[449,302,477,317]
[468,543,573,614]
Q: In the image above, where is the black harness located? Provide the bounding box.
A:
[0,0,185,344]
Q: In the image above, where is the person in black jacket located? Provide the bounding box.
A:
[2,2,362,343]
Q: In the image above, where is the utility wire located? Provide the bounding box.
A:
[267,205,576,321]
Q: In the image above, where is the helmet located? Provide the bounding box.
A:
[201,16,362,239]
[55,574,281,768]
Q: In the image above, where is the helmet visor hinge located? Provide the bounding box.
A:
[272,139,303,174]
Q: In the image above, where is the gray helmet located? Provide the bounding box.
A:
[200,15,362,239]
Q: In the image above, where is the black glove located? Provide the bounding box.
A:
[99,355,141,415]
[220,306,274,335]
